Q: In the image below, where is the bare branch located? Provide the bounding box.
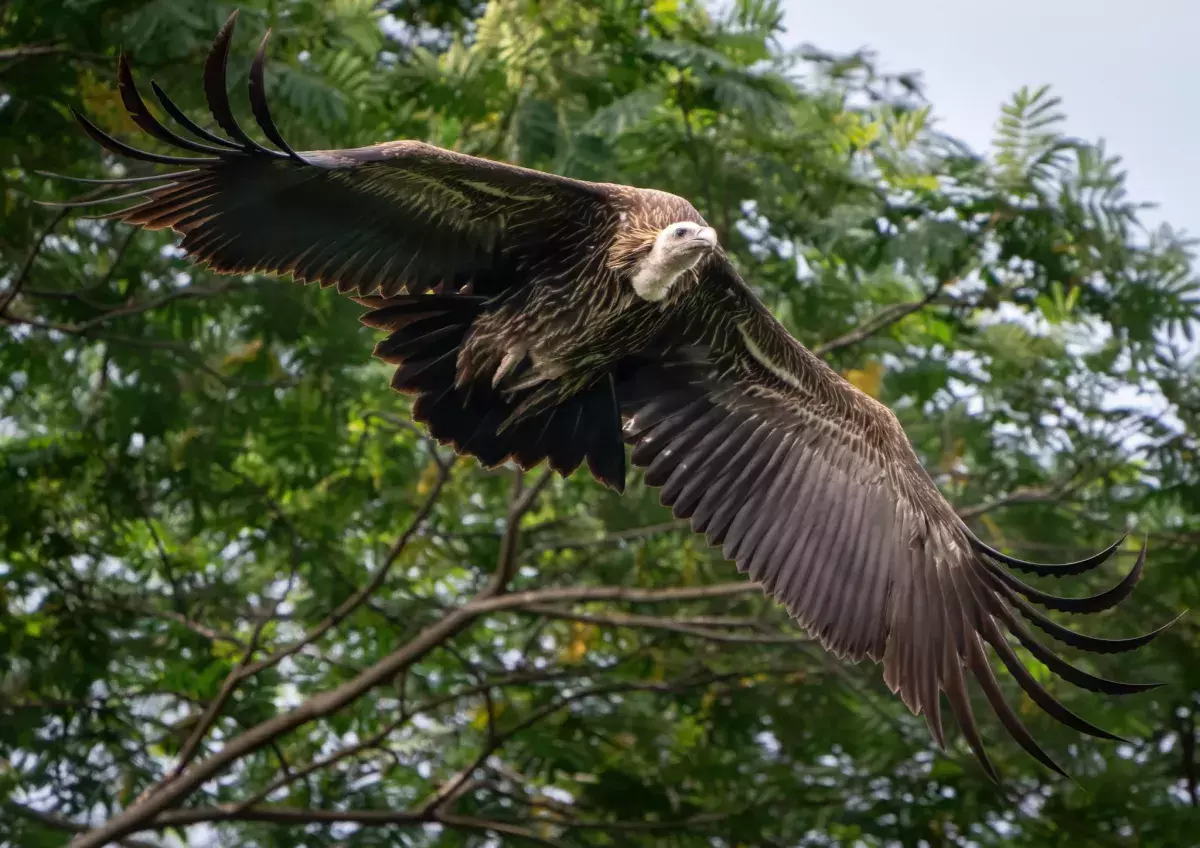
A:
[439,812,569,848]
[362,409,453,471]
[0,43,66,61]
[70,577,763,847]
[524,605,808,644]
[3,801,159,848]
[488,468,554,595]
[528,519,688,555]
[146,805,568,846]
[157,609,247,649]
[167,582,294,779]
[0,207,71,317]
[19,280,240,333]
[813,279,952,357]
[955,485,1068,520]
[470,581,764,614]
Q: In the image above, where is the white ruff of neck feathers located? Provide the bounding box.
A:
[630,258,688,301]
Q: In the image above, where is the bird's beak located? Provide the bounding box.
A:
[690,227,718,251]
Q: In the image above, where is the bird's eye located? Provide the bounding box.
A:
[673,226,689,238]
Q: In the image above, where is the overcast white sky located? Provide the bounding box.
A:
[781,0,1198,238]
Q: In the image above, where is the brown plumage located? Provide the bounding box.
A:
[47,11,1176,781]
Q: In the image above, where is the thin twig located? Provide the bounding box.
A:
[145,805,569,847]
[524,605,808,644]
[3,801,159,848]
[236,461,451,680]
[0,207,71,316]
[69,578,763,848]
[166,587,287,780]
[0,43,66,61]
[489,469,554,595]
[813,278,953,357]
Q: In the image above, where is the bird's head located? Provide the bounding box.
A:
[627,221,719,302]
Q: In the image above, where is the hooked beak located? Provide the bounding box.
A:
[689,227,718,251]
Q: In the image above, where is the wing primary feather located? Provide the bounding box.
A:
[70,107,217,166]
[818,475,877,657]
[848,497,894,660]
[965,525,1126,577]
[965,574,1127,741]
[785,467,842,615]
[771,453,830,619]
[753,447,817,597]
[734,436,801,575]
[695,422,775,542]
[993,575,1180,654]
[37,186,173,208]
[662,413,747,514]
[35,169,196,185]
[979,536,1147,614]
[721,429,791,562]
[643,404,724,488]
[627,395,709,450]
[940,623,996,780]
[116,54,232,156]
[202,11,279,157]
[963,628,1068,778]
[249,30,302,160]
[906,539,937,725]
[700,424,777,547]
[984,594,1163,695]
[149,80,244,151]
[584,374,627,493]
[805,468,867,646]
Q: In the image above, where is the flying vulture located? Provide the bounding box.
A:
[47,11,1174,780]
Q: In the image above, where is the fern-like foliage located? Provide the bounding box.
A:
[993,84,1074,190]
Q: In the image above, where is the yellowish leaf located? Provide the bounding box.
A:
[211,640,242,662]
[416,460,441,496]
[222,339,264,371]
[843,359,884,398]
[78,69,137,135]
[470,700,506,731]
[939,436,966,473]
[559,621,597,664]
[980,513,1005,547]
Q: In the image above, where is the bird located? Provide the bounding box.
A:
[45,10,1176,781]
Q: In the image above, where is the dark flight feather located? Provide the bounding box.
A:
[52,10,1175,782]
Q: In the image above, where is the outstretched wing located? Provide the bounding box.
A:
[616,258,1173,779]
[45,11,617,299]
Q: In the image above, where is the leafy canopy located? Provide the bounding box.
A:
[2,0,1200,846]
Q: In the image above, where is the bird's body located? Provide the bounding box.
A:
[52,10,1175,781]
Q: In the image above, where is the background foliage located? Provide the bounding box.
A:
[3,0,1200,845]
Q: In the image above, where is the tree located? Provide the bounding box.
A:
[2,0,1200,845]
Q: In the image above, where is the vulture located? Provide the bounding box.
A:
[48,11,1174,780]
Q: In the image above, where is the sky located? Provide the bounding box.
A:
[780,0,1199,239]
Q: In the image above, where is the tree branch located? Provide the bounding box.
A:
[524,605,807,644]
[71,466,559,848]
[235,460,451,680]
[71,571,762,847]
[0,43,66,61]
[144,805,566,847]
[3,801,159,848]
[489,469,554,595]
[166,579,293,780]
[812,279,952,357]
[0,207,70,317]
